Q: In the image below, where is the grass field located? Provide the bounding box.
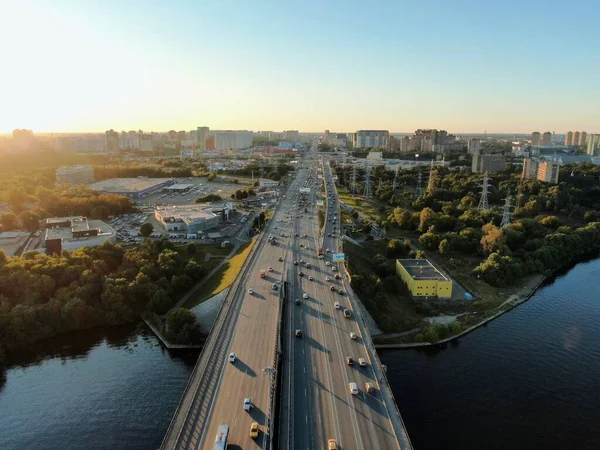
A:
[183,239,256,308]
[337,187,392,224]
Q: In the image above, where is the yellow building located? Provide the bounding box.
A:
[396,259,453,300]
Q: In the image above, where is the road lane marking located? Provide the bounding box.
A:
[305,389,307,397]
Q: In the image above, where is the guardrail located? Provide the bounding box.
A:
[161,213,277,449]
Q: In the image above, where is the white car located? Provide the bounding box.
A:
[334,302,341,309]
[303,293,309,299]
[349,382,359,396]
[326,261,331,266]
[332,267,337,271]
[243,398,252,411]
[358,358,367,367]
[350,332,357,340]
[228,352,236,363]
[268,266,273,272]
[326,276,331,281]
[308,276,314,281]
[248,288,254,294]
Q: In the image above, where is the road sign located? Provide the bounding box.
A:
[332,253,345,262]
[299,188,311,193]
[316,200,324,206]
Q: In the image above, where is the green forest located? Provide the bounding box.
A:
[0,239,205,375]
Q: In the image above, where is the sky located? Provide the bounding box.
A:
[0,0,598,134]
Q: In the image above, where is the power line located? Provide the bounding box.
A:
[500,190,513,227]
[364,161,372,200]
[426,159,436,194]
[415,171,423,197]
[392,165,400,191]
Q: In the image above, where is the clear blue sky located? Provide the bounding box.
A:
[1,0,598,133]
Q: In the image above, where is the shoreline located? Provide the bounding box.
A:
[375,274,547,349]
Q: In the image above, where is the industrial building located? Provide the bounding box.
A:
[87,178,174,199]
[44,216,116,254]
[396,259,453,299]
[56,165,95,185]
[154,203,233,234]
[165,183,194,192]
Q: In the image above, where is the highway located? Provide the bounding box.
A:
[281,156,403,450]
[161,169,307,449]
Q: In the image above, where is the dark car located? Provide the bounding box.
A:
[295,329,303,338]
[346,356,354,365]
[299,271,304,277]
[330,286,336,291]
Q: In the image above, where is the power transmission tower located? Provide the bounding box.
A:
[392,165,400,191]
[477,172,492,211]
[364,161,372,200]
[516,179,524,208]
[500,190,513,227]
[351,163,358,194]
[426,159,436,194]
[415,171,423,197]
[378,178,382,191]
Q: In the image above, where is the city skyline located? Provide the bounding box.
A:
[1,0,599,133]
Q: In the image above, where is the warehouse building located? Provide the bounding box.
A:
[87,178,174,199]
[396,259,453,299]
[154,203,232,233]
[259,179,279,188]
[44,216,116,254]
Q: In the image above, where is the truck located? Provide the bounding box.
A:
[260,270,266,278]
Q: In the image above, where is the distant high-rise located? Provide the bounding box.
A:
[105,129,119,154]
[587,134,600,156]
[467,138,481,154]
[531,132,541,146]
[537,161,560,184]
[472,151,506,173]
[197,126,209,151]
[352,130,389,148]
[579,131,587,146]
[564,131,573,146]
[573,131,580,147]
[542,132,552,145]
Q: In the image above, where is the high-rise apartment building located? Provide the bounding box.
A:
[542,132,552,145]
[531,132,541,146]
[352,130,389,148]
[211,130,253,151]
[537,160,560,184]
[467,138,481,154]
[587,134,600,156]
[472,152,506,173]
[283,130,299,141]
[55,165,95,185]
[564,131,573,146]
[105,129,119,154]
[197,126,209,151]
[573,131,580,147]
[579,131,587,146]
[399,136,410,152]
[522,158,560,184]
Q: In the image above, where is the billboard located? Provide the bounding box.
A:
[299,188,311,193]
[332,253,345,262]
[316,200,324,206]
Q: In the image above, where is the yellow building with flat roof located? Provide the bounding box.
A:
[396,259,452,300]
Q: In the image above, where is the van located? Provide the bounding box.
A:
[349,382,359,396]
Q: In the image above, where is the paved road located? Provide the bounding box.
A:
[161,170,306,449]
[282,155,403,450]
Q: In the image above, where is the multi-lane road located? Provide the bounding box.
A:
[280,157,402,450]
[162,153,410,450]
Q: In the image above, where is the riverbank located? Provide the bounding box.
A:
[375,274,546,348]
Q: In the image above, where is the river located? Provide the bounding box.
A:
[1,257,599,449]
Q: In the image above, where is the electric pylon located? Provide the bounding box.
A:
[415,171,423,197]
[477,172,492,211]
[351,163,358,194]
[516,179,524,208]
[364,161,372,200]
[426,160,436,194]
[392,165,400,191]
[500,190,513,227]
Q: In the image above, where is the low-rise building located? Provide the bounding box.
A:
[56,165,95,185]
[396,259,452,299]
[259,179,279,188]
[87,178,174,199]
[44,216,116,254]
[154,203,232,234]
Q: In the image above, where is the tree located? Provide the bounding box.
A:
[19,211,40,232]
[0,213,18,231]
[166,308,198,335]
[148,289,172,314]
[419,207,437,232]
[186,242,197,256]
[139,222,154,237]
[480,223,506,254]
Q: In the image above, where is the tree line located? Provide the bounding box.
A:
[0,239,205,363]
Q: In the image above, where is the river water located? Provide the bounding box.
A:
[1,257,599,449]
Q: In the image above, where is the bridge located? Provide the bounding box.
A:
[161,154,412,450]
